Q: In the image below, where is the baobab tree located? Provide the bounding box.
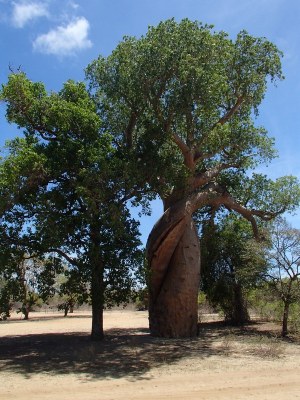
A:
[86,19,300,337]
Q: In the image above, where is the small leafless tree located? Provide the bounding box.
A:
[267,218,300,336]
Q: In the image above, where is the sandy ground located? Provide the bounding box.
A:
[1,310,300,400]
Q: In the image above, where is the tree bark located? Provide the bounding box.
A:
[146,184,255,338]
[231,283,250,325]
[91,264,104,340]
[90,222,105,341]
[282,301,290,337]
[23,304,29,320]
[64,306,68,317]
[147,208,200,338]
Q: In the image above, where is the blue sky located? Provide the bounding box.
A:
[0,0,300,242]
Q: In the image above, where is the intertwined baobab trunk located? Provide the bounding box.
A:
[147,200,200,338]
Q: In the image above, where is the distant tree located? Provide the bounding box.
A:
[0,278,13,320]
[266,218,300,336]
[201,214,267,324]
[0,249,56,320]
[56,268,90,316]
[0,201,63,319]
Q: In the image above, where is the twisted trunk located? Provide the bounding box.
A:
[146,183,257,338]
[147,198,200,338]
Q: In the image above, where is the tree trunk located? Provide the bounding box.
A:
[23,305,29,320]
[231,283,250,325]
[64,306,68,317]
[91,269,104,341]
[282,301,290,337]
[90,222,105,341]
[147,210,200,338]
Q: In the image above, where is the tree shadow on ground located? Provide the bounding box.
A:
[1,314,93,324]
[0,322,231,381]
[1,320,296,381]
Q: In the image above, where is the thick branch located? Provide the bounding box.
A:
[211,96,244,130]
[125,112,137,148]
[188,184,276,239]
[171,131,195,170]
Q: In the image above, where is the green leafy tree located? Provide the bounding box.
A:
[0,278,14,320]
[86,19,300,337]
[266,218,300,337]
[56,268,90,316]
[0,217,65,320]
[0,248,55,320]
[0,74,143,339]
[201,214,267,325]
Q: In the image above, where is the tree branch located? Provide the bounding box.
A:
[48,248,78,266]
[125,112,137,148]
[171,131,195,170]
[192,162,240,189]
[211,96,244,130]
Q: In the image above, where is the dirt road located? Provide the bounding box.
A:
[1,310,299,399]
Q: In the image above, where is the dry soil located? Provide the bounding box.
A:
[1,310,300,399]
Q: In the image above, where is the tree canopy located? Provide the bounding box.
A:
[0,74,143,339]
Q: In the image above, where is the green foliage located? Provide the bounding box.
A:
[229,173,300,216]
[197,291,207,307]
[86,19,286,200]
[249,285,300,334]
[247,219,300,336]
[288,303,300,334]
[0,72,144,336]
[200,214,268,324]
[0,279,14,320]
[17,291,42,317]
[135,287,149,311]
[0,242,61,319]
[248,285,283,321]
[1,20,300,338]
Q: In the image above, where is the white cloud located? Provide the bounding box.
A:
[12,1,49,28]
[68,1,79,10]
[32,17,92,56]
